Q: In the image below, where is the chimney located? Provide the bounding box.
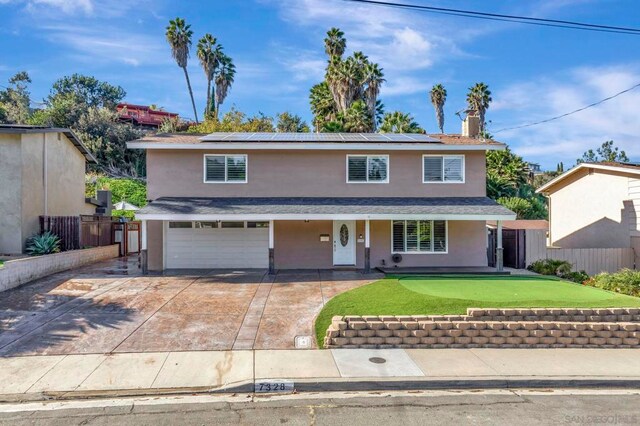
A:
[461,112,480,138]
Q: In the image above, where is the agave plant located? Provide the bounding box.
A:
[26,231,61,256]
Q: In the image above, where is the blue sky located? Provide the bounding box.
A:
[1,0,639,169]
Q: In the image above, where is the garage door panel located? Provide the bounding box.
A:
[166,224,269,269]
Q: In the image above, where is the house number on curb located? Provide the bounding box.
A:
[255,380,295,393]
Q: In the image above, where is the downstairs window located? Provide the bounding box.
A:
[392,220,447,253]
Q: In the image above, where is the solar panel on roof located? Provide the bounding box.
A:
[199,132,441,143]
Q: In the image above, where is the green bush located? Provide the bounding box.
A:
[527,259,588,284]
[527,259,571,276]
[584,269,640,297]
[26,231,61,256]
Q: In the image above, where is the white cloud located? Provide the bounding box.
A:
[2,0,148,17]
[490,64,640,167]
[40,24,169,67]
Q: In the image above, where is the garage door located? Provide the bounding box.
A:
[165,221,269,269]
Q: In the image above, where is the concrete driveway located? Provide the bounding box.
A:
[0,257,381,356]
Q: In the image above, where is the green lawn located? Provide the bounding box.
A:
[315,275,640,347]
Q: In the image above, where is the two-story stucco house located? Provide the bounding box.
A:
[537,161,640,253]
[128,122,515,273]
[0,125,98,254]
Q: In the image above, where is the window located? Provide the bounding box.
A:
[221,221,245,228]
[204,155,247,183]
[392,220,447,253]
[347,155,389,183]
[247,221,269,228]
[169,222,192,229]
[423,155,464,183]
[195,221,218,228]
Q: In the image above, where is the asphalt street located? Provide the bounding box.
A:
[1,389,639,425]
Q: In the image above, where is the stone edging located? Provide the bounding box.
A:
[324,308,640,349]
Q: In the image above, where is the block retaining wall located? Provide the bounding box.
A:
[0,245,120,292]
[324,308,640,349]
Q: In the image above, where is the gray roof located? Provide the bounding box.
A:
[138,197,515,217]
[199,132,440,143]
[0,124,97,163]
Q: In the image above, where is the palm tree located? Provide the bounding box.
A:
[166,18,198,123]
[324,27,346,59]
[213,53,235,120]
[342,100,372,133]
[429,84,447,133]
[363,62,385,130]
[310,82,337,132]
[379,111,422,133]
[466,82,492,135]
[197,34,221,117]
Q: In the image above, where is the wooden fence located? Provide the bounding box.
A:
[40,215,117,251]
[524,229,636,275]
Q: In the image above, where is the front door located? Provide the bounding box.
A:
[333,220,356,265]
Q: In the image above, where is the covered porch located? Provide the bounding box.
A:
[136,197,516,274]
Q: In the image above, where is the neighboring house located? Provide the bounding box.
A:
[117,103,179,128]
[536,162,640,250]
[128,118,515,273]
[0,125,98,254]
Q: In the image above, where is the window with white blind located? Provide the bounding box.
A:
[392,220,447,253]
[423,155,464,183]
[347,155,389,183]
[204,155,247,183]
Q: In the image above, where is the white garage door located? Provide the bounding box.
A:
[165,221,269,269]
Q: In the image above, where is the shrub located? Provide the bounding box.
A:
[26,232,61,256]
[527,259,571,276]
[527,259,588,284]
[584,269,640,297]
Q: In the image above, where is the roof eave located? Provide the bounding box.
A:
[536,163,640,194]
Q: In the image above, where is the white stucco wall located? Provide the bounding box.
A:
[0,134,23,254]
[548,169,632,248]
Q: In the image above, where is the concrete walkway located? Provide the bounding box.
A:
[2,348,640,399]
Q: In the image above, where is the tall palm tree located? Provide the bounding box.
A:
[363,62,385,131]
[429,84,447,133]
[166,18,198,123]
[213,53,235,120]
[342,100,372,133]
[197,34,221,117]
[310,82,337,132]
[324,27,346,59]
[466,82,492,135]
[379,111,422,133]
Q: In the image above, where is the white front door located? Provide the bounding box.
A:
[333,220,356,266]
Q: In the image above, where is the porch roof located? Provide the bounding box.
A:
[136,197,516,221]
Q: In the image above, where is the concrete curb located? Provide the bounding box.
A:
[2,377,639,403]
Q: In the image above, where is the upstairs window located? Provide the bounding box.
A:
[204,155,247,183]
[423,155,464,183]
[392,220,447,253]
[347,155,389,183]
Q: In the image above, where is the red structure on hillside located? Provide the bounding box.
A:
[117,103,179,128]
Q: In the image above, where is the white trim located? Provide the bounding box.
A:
[346,154,390,184]
[537,162,640,194]
[137,213,516,221]
[128,142,506,151]
[203,154,248,184]
[162,220,167,270]
[268,219,274,249]
[390,219,449,255]
[422,154,465,184]
[365,219,370,248]
[141,219,147,250]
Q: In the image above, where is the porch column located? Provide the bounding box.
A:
[364,219,371,273]
[268,220,275,275]
[496,220,504,272]
[141,219,148,275]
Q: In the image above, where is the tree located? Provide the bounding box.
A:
[0,71,32,124]
[342,100,372,133]
[197,34,221,117]
[379,111,422,133]
[466,82,492,135]
[429,84,447,134]
[310,28,385,132]
[276,112,310,132]
[310,82,337,131]
[166,17,198,123]
[213,53,235,119]
[188,107,274,133]
[577,140,629,165]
